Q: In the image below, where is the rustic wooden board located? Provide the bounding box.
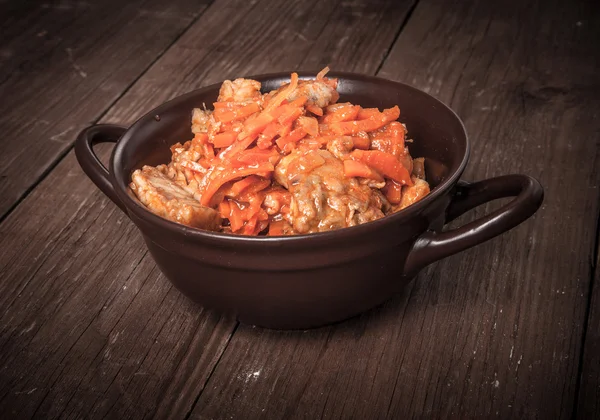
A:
[190,0,600,418]
[0,0,416,417]
[100,0,417,126]
[577,236,600,419]
[0,0,212,220]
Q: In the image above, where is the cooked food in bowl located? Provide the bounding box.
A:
[129,68,430,236]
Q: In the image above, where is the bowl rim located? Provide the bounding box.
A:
[110,71,470,244]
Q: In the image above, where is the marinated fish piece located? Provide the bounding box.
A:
[217,78,262,103]
[397,177,430,210]
[275,149,385,234]
[130,166,221,231]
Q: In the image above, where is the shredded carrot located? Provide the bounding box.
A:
[357,108,381,120]
[230,175,270,196]
[268,220,285,236]
[276,128,307,152]
[265,72,299,111]
[330,106,400,135]
[343,160,384,181]
[218,200,231,217]
[257,121,280,149]
[351,149,412,185]
[240,112,275,139]
[306,104,323,116]
[200,162,275,206]
[228,200,245,231]
[316,66,330,80]
[382,180,403,204]
[211,131,238,148]
[213,102,260,123]
[351,134,371,150]
[322,103,360,123]
[139,69,429,236]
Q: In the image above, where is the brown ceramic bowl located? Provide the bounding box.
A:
[75,72,543,329]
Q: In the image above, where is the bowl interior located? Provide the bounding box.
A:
[113,72,468,214]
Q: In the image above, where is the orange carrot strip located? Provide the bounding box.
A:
[214,103,260,123]
[287,96,308,108]
[233,147,281,167]
[193,132,209,143]
[277,107,304,126]
[351,149,412,185]
[240,112,275,139]
[297,116,319,137]
[218,133,258,161]
[230,176,260,197]
[245,195,263,219]
[382,180,403,204]
[203,143,215,160]
[201,162,275,206]
[213,108,236,122]
[218,200,231,218]
[351,134,371,150]
[213,102,233,109]
[257,208,269,221]
[265,72,299,111]
[257,121,280,149]
[370,121,406,156]
[231,102,260,121]
[211,131,238,148]
[306,104,323,116]
[357,108,381,120]
[229,175,270,197]
[322,104,360,123]
[330,106,400,135]
[343,159,384,181]
[268,220,284,236]
[278,122,293,138]
[238,179,271,199]
[228,201,245,232]
[276,127,307,151]
[197,158,211,169]
[316,66,330,80]
[242,215,259,235]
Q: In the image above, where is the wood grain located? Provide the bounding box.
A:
[0,0,416,417]
[189,0,600,418]
[577,234,600,419]
[0,0,212,220]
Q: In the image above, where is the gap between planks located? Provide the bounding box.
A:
[374,0,420,76]
[572,192,600,419]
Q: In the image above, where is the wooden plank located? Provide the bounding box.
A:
[101,0,416,125]
[577,232,600,418]
[189,0,600,418]
[0,0,415,417]
[0,0,212,220]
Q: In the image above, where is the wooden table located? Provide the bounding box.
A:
[1,0,598,418]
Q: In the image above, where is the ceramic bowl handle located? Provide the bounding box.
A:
[403,174,543,275]
[75,124,128,213]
